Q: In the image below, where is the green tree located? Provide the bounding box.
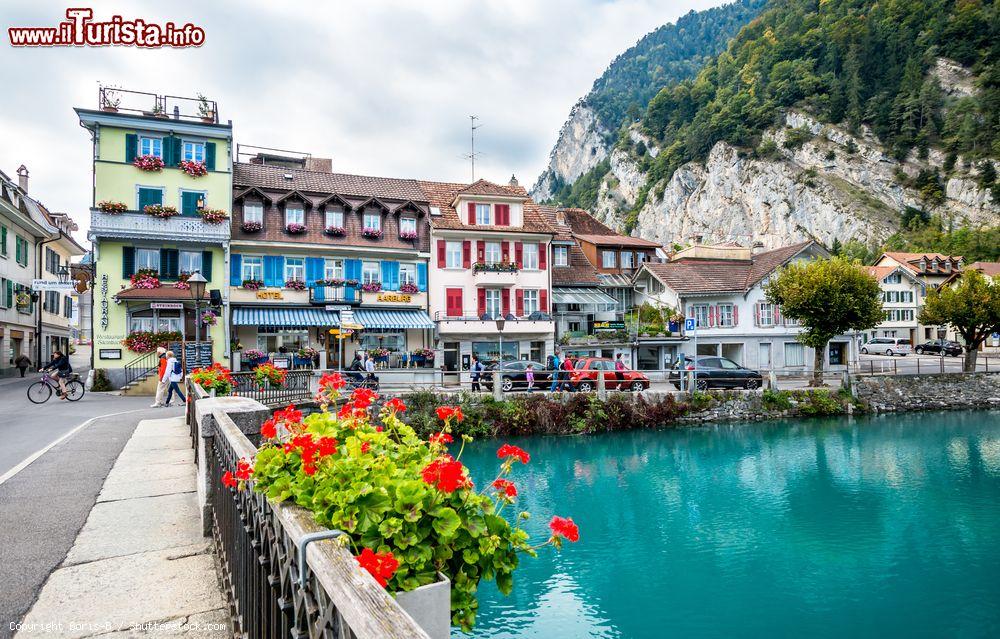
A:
[918,270,1000,372]
[765,257,884,385]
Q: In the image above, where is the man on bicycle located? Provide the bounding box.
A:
[41,350,72,399]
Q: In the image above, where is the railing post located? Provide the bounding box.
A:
[597,369,607,400]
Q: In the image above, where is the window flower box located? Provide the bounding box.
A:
[343,279,359,288]
[316,278,344,287]
[324,226,346,237]
[361,282,382,293]
[97,200,128,214]
[130,269,161,289]
[179,160,208,177]
[361,227,383,239]
[241,279,265,290]
[133,155,165,172]
[143,204,178,219]
[286,223,307,234]
[241,221,263,233]
[254,362,287,389]
[121,330,181,353]
[200,208,229,224]
[399,230,418,240]
[285,279,307,291]
[242,349,267,367]
[400,282,419,294]
[473,261,519,273]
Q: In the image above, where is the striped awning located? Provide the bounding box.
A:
[552,287,619,309]
[352,309,434,330]
[232,307,340,327]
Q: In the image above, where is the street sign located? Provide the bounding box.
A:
[32,280,75,292]
[684,318,696,332]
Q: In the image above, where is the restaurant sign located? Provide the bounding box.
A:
[592,320,626,332]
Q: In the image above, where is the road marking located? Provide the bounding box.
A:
[0,408,149,487]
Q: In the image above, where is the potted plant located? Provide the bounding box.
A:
[344,279,359,288]
[400,282,419,294]
[151,102,168,118]
[180,160,208,177]
[243,348,267,367]
[241,221,263,233]
[286,223,307,234]
[285,279,307,291]
[190,363,234,395]
[361,281,382,293]
[143,204,178,218]
[201,310,219,326]
[361,227,383,239]
[102,90,121,112]
[318,278,344,288]
[197,93,215,122]
[242,279,265,290]
[200,208,229,224]
[174,273,191,291]
[325,226,346,237]
[253,362,287,389]
[97,200,128,214]
[294,347,318,368]
[133,155,165,172]
[129,269,161,289]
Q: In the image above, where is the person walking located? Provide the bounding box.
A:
[525,364,535,392]
[614,353,627,390]
[162,350,186,406]
[151,347,169,408]
[560,355,575,391]
[14,353,31,378]
[470,355,483,392]
[549,351,562,392]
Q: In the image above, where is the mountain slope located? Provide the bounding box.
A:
[531,0,769,201]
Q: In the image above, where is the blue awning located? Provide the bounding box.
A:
[232,307,340,327]
[353,309,434,330]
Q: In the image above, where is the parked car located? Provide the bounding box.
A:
[860,337,912,356]
[568,357,650,392]
[484,360,553,392]
[913,339,963,356]
[668,356,764,390]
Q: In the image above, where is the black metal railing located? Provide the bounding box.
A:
[123,350,159,388]
[230,370,314,406]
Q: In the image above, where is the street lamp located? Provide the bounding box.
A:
[188,271,208,344]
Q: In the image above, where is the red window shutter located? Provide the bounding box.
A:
[501,241,510,262]
[540,289,548,313]
[476,241,485,263]
[462,241,471,268]
[733,306,739,326]
[502,288,510,316]
[478,288,487,316]
[774,306,782,324]
[514,242,523,268]
[446,288,463,317]
[515,289,524,316]
[755,304,761,326]
[468,202,476,225]
[496,204,509,226]
[539,243,547,270]
[437,240,446,269]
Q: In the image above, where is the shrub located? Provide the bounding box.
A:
[762,388,793,410]
[782,126,813,150]
[91,368,113,392]
[796,390,843,416]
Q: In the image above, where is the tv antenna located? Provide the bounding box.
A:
[462,115,482,182]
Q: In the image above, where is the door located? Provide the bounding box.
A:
[758,342,772,370]
[443,342,460,386]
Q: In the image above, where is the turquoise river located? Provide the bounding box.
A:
[459,411,1000,639]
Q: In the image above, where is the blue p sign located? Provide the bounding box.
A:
[684,318,696,332]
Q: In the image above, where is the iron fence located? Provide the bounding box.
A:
[230,369,314,407]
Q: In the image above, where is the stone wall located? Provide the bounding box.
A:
[854,373,1000,413]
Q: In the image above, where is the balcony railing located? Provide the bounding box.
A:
[309,285,360,304]
[90,209,230,242]
[434,310,554,323]
[99,87,219,124]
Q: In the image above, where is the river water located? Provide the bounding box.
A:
[459,411,1000,638]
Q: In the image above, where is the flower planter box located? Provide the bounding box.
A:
[395,573,450,639]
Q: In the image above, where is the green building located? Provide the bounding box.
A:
[77,88,232,388]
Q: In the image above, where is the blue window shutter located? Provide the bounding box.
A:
[306,257,325,301]
[138,188,162,210]
[230,254,242,286]
[122,246,135,278]
[417,263,427,292]
[201,250,213,281]
[345,259,362,302]
[205,142,216,171]
[381,261,400,291]
[125,134,137,163]
[263,256,284,287]
[163,135,175,166]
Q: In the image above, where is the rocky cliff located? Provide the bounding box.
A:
[532,102,611,202]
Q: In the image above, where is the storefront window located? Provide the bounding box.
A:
[129,308,181,334]
[258,328,308,354]
[360,329,405,354]
[156,310,182,333]
[472,341,518,363]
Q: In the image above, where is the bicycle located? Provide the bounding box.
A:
[27,371,85,404]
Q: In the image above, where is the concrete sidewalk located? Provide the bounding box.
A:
[14,417,229,638]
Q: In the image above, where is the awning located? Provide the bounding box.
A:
[232,307,340,327]
[598,273,634,288]
[552,287,619,309]
[353,309,434,330]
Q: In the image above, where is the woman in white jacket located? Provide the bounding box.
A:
[162,350,186,407]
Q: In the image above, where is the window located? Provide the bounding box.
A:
[523,244,539,270]
[136,248,160,272]
[363,210,381,231]
[181,191,204,216]
[717,304,735,327]
[139,136,162,158]
[324,259,343,280]
[446,241,462,269]
[885,273,901,284]
[554,246,569,267]
[400,263,416,286]
[242,256,263,281]
[285,205,304,227]
[244,201,263,224]
[64,296,73,318]
[485,289,502,317]
[758,302,775,327]
[130,315,155,333]
[137,187,163,211]
[784,342,805,367]
[636,252,647,264]
[15,236,29,267]
[522,289,539,315]
[45,247,60,275]
[362,261,379,285]
[620,251,634,269]
[602,250,616,268]
[400,216,417,235]
[1,224,7,257]
[691,304,709,328]
[179,250,203,275]
[182,140,206,163]
[485,242,502,265]
[475,204,491,225]
[325,208,344,229]
[285,257,305,282]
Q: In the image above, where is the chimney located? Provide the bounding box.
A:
[751,240,765,255]
[305,157,333,172]
[16,165,28,193]
[508,174,519,187]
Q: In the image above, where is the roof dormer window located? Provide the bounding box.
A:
[931,258,938,271]
[945,261,952,272]
[475,203,490,225]
[919,259,927,271]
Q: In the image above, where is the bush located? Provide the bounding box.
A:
[782,127,813,150]
[762,388,793,410]
[91,368,113,392]
[796,390,843,416]
[756,139,780,159]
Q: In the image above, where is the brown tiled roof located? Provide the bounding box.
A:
[880,251,964,275]
[418,180,553,234]
[864,266,900,281]
[574,233,662,248]
[458,179,529,198]
[234,162,426,201]
[746,241,815,286]
[965,261,1000,276]
[553,245,602,286]
[116,287,209,300]
[537,205,574,241]
[561,208,617,235]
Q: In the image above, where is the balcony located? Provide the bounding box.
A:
[434,311,554,337]
[98,87,219,124]
[309,286,360,305]
[473,263,519,287]
[89,209,230,243]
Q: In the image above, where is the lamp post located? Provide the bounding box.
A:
[495,317,505,399]
[937,327,947,374]
[188,271,208,345]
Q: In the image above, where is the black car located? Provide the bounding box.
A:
[483,360,553,392]
[913,340,963,356]
[668,356,764,390]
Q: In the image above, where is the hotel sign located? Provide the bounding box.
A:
[256,290,283,300]
[376,293,412,303]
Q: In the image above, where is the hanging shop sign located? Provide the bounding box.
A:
[592,320,626,332]
[32,280,76,292]
[100,274,109,330]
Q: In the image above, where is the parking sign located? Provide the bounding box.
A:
[685,318,696,332]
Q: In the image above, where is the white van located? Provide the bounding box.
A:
[861,337,912,356]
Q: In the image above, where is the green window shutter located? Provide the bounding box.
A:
[161,249,179,279]
[0,225,6,256]
[122,246,135,277]
[181,191,201,216]
[173,137,183,165]
[125,133,138,163]
[205,142,216,171]
[138,187,162,210]
[201,250,213,281]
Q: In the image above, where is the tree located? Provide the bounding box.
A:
[918,270,1000,372]
[765,257,884,385]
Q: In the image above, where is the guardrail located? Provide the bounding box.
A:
[230,369,314,406]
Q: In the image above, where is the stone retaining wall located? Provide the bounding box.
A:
[854,373,1000,413]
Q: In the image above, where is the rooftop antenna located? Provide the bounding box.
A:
[462,115,482,182]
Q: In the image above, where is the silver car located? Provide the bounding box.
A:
[861,337,912,356]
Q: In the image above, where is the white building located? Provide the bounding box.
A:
[872,251,963,342]
[861,264,923,344]
[633,241,854,371]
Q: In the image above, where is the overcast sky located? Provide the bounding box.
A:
[1,0,726,240]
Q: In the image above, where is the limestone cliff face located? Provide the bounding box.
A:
[531,102,610,202]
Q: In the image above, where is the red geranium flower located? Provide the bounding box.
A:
[436,405,464,423]
[549,516,580,542]
[384,397,407,413]
[355,548,399,588]
[351,387,379,408]
[221,471,237,488]
[260,418,277,439]
[361,441,371,454]
[491,478,518,498]
[235,458,253,481]
[429,432,453,446]
[319,372,346,391]
[274,404,303,424]
[421,454,471,493]
[317,436,338,457]
[497,444,530,464]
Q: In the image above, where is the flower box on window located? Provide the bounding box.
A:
[325,226,346,237]
[400,282,419,294]
[200,208,229,224]
[399,230,418,240]
[285,279,307,291]
[344,279,359,288]
[241,221,263,233]
[242,279,265,290]
[97,200,128,214]
[286,223,307,234]
[473,261,518,273]
[316,278,344,287]
[143,204,178,219]
[361,282,382,293]
[179,160,208,177]
[130,269,161,289]
[133,155,164,172]
[361,227,383,239]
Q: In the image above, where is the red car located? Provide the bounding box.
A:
[569,357,649,392]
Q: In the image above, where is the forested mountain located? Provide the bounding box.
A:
[531,0,768,201]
